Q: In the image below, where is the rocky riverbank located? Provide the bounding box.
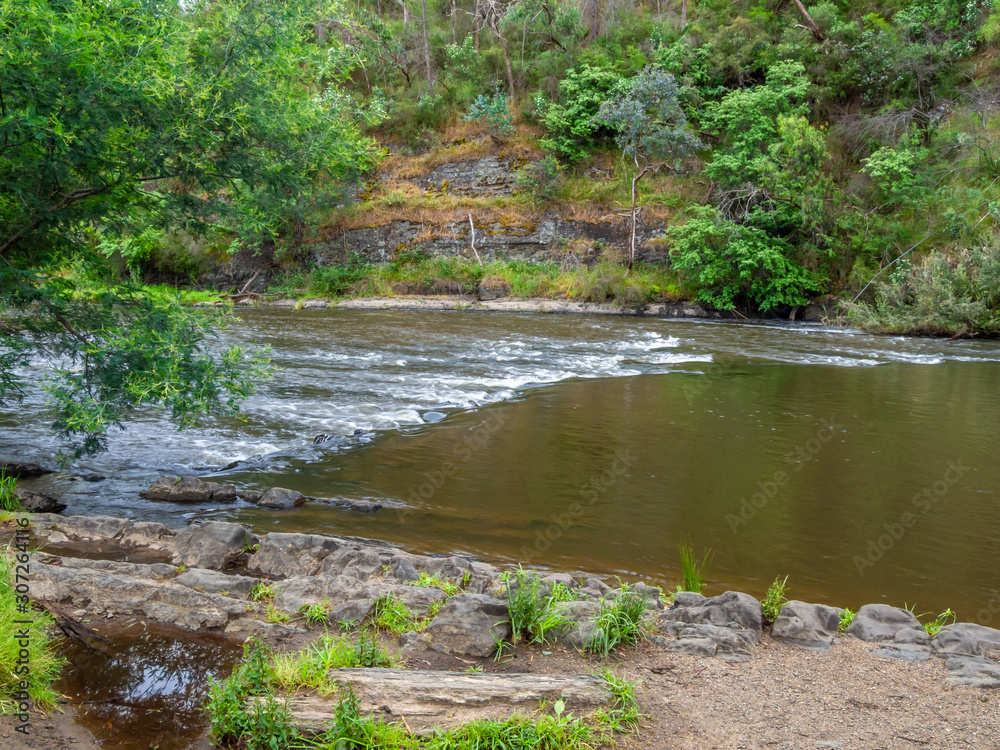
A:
[2,502,999,748]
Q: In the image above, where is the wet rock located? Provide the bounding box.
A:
[249,533,345,578]
[238,489,263,503]
[845,604,923,643]
[257,487,305,509]
[308,495,383,513]
[425,594,512,657]
[542,573,578,589]
[171,522,258,570]
[173,568,258,598]
[932,623,1000,657]
[80,473,105,482]
[0,461,53,478]
[660,591,764,645]
[942,655,1000,688]
[141,475,238,502]
[33,514,128,541]
[14,489,66,514]
[772,601,842,651]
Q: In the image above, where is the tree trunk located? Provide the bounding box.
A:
[474,0,481,51]
[792,0,823,42]
[421,0,433,94]
[451,0,457,43]
[680,0,686,26]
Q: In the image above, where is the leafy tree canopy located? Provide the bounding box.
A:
[0,0,379,455]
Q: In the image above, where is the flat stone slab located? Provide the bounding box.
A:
[258,669,610,733]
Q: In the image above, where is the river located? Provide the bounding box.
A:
[4,308,1000,619]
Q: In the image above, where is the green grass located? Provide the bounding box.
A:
[0,471,20,513]
[504,567,571,647]
[0,553,66,713]
[370,594,421,635]
[248,581,276,603]
[271,631,394,695]
[762,576,789,624]
[677,542,713,594]
[585,584,650,657]
[921,608,957,637]
[299,601,332,626]
[412,571,463,597]
[838,607,856,633]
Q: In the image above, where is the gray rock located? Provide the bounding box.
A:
[249,532,345,578]
[894,627,930,645]
[542,573,577,589]
[845,604,923,643]
[0,461,54,477]
[425,594,512,657]
[672,591,707,608]
[400,631,433,651]
[477,278,512,301]
[141,475,238,502]
[661,622,757,657]
[171,522,258,570]
[393,559,419,582]
[551,600,600,650]
[872,644,932,663]
[257,487,305,509]
[330,598,376,626]
[80,473,105,482]
[660,591,763,645]
[173,568,258,597]
[273,574,363,612]
[932,622,1000,657]
[238,489,263,503]
[34,515,127,541]
[660,637,719,657]
[14,489,66,514]
[942,655,1000,688]
[580,577,611,598]
[772,601,842,651]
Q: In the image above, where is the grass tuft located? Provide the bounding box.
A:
[762,576,789,624]
[586,584,650,657]
[677,542,713,594]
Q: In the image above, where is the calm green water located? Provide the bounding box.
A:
[6,309,1000,619]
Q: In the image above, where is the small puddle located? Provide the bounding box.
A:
[55,622,242,749]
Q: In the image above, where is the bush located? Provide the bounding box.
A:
[463,92,513,140]
[516,155,563,201]
[845,243,1000,336]
[540,64,623,163]
[667,207,822,311]
[504,567,570,646]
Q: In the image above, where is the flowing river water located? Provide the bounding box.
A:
[5,308,1000,617]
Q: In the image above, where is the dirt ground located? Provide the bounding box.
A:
[1,626,997,749]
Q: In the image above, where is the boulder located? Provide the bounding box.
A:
[0,461,53,478]
[932,622,1000,658]
[173,568,258,598]
[249,533,345,578]
[238,489,263,503]
[655,636,718,657]
[13,489,66,514]
[551,600,600,650]
[772,601,842,651]
[80,473,105,482]
[477,277,512,301]
[425,594,512,657]
[257,487,305,509]
[845,604,923,643]
[672,591,707,608]
[330,598,376,626]
[580,577,611,598]
[659,623,757,658]
[660,591,763,644]
[141,475,238,502]
[171,522,258,570]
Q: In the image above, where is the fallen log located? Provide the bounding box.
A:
[249,668,610,733]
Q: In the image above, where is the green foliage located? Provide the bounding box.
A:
[677,542,713,594]
[516,155,564,201]
[413,571,463,597]
[540,65,623,163]
[762,576,789,624]
[845,243,1000,336]
[838,607,856,633]
[862,136,930,207]
[595,669,641,732]
[667,208,822,311]
[309,257,372,297]
[0,472,20,513]
[463,92,514,139]
[504,567,571,646]
[922,608,957,636]
[370,594,420,635]
[299,601,333,625]
[586,584,649,657]
[248,581,276,603]
[595,66,702,167]
[0,553,65,712]
[270,631,393,695]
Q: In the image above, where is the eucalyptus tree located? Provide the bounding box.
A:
[0,0,378,455]
[595,67,702,268]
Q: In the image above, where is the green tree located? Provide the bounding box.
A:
[0,0,377,455]
[595,66,702,268]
